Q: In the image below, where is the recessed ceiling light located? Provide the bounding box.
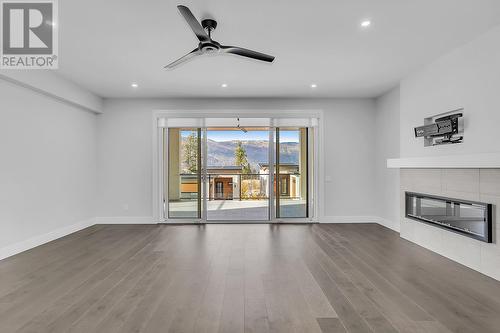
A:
[310,83,317,88]
[361,20,371,28]
[131,83,138,88]
[221,83,228,88]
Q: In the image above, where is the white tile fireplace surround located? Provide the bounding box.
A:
[400,169,500,281]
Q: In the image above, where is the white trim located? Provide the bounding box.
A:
[387,152,500,168]
[320,216,382,224]
[0,217,96,260]
[377,217,400,232]
[202,126,208,220]
[320,216,400,232]
[204,220,312,224]
[154,109,324,120]
[95,216,154,224]
[151,120,163,222]
[0,72,103,114]
[0,216,401,261]
[268,127,275,221]
[316,122,323,220]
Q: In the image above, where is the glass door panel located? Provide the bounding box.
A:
[275,127,308,218]
[167,128,201,219]
[205,127,270,221]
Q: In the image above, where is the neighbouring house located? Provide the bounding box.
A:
[179,165,263,200]
[206,166,242,200]
[258,163,301,199]
[178,174,199,200]
[206,165,268,200]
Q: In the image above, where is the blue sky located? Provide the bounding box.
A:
[181,130,299,143]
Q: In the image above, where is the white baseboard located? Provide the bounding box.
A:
[0,217,96,261]
[97,215,386,225]
[95,216,154,224]
[320,215,401,232]
[377,217,401,232]
[79,215,398,228]
[320,216,381,224]
[0,215,400,261]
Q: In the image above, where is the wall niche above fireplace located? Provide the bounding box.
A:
[405,192,492,243]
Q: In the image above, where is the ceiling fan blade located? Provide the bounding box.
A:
[177,5,210,42]
[164,48,202,69]
[221,46,275,63]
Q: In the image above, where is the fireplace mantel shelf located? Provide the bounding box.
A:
[387,152,500,169]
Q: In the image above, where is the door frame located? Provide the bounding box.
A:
[152,109,324,223]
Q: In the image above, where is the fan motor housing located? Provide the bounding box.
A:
[199,40,221,53]
[201,19,217,31]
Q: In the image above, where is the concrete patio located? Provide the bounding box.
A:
[168,199,307,220]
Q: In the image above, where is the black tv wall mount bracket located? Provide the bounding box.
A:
[414,110,464,146]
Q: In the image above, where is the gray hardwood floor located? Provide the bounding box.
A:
[1,223,500,333]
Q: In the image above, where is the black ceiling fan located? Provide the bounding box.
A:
[165,5,275,69]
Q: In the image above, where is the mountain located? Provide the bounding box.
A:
[207,140,300,172]
[181,138,300,172]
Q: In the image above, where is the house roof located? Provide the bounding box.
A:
[206,165,244,170]
[258,163,299,168]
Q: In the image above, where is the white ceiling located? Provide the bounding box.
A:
[56,0,500,98]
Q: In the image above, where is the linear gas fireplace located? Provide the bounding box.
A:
[405,192,492,243]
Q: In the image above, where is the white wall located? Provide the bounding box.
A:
[96,98,377,221]
[375,87,400,231]
[400,25,500,157]
[0,80,97,258]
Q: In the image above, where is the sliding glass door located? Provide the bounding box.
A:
[162,119,315,222]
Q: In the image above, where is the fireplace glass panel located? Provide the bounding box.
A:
[405,192,492,243]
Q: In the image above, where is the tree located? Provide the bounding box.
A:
[234,141,251,174]
[183,133,198,173]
